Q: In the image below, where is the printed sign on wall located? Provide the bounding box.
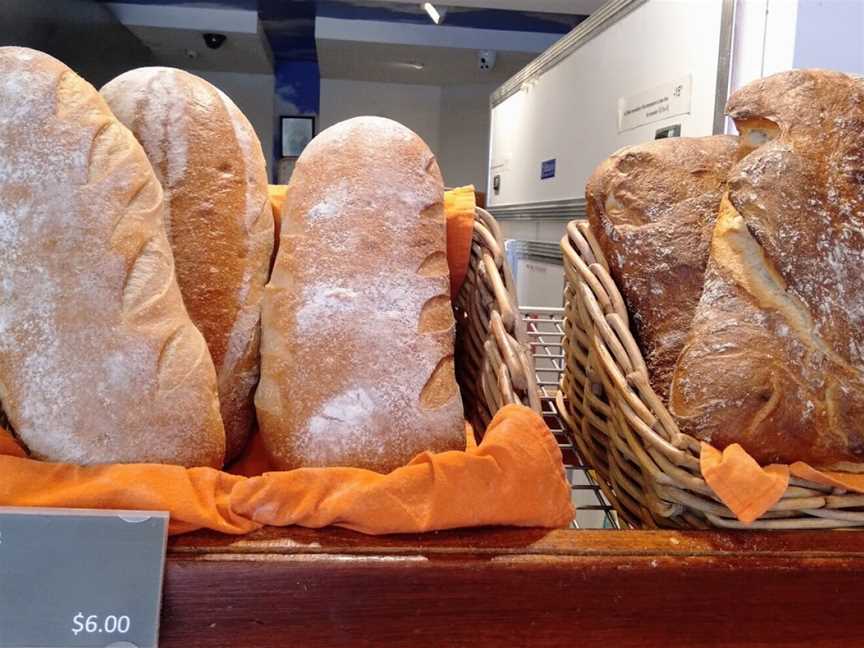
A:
[618,75,692,132]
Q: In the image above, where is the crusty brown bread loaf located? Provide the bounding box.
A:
[586,135,739,400]
[101,68,273,461]
[0,48,225,466]
[255,116,465,472]
[669,69,864,468]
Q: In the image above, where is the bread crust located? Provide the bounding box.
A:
[586,135,739,399]
[255,116,465,472]
[0,48,225,466]
[101,67,273,461]
[669,69,864,466]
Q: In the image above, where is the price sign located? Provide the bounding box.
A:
[0,507,168,648]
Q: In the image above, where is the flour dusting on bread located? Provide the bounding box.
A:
[256,116,465,472]
[0,48,224,466]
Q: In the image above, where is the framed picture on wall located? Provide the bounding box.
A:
[281,115,315,157]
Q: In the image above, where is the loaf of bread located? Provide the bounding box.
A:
[586,136,739,399]
[255,116,465,472]
[101,68,273,461]
[669,69,864,467]
[0,48,225,466]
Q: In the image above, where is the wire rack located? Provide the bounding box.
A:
[521,306,619,530]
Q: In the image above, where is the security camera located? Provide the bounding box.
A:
[203,33,227,50]
[478,50,496,71]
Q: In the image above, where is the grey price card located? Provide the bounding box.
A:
[0,507,168,648]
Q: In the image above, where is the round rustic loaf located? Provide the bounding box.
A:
[586,135,739,400]
[670,69,864,468]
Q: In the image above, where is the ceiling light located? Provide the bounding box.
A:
[391,61,426,70]
[422,2,444,25]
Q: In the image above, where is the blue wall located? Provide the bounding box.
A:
[273,60,320,165]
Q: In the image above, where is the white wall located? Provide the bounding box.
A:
[438,83,495,190]
[487,0,725,207]
[794,0,864,74]
[727,0,862,133]
[730,0,799,102]
[320,78,492,191]
[319,78,442,153]
[189,69,276,175]
[499,219,568,243]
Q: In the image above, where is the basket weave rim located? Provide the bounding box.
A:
[453,207,540,438]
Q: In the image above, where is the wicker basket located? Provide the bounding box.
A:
[556,219,864,530]
[455,207,541,437]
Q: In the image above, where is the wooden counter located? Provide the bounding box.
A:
[162,527,864,647]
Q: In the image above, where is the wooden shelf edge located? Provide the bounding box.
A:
[168,525,864,559]
[160,527,864,647]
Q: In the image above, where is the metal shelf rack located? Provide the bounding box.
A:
[521,306,618,529]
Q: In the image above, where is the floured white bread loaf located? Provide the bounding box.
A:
[0,48,225,466]
[587,136,739,400]
[101,68,273,461]
[669,69,864,467]
[255,116,465,472]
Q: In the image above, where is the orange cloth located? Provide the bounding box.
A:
[789,462,864,493]
[267,184,288,250]
[267,184,475,297]
[0,186,569,535]
[443,185,476,297]
[700,443,789,524]
[0,406,573,536]
[700,443,864,524]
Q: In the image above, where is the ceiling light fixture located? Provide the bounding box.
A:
[391,61,426,71]
[422,2,444,25]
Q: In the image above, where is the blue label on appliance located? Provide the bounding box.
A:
[541,159,556,180]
